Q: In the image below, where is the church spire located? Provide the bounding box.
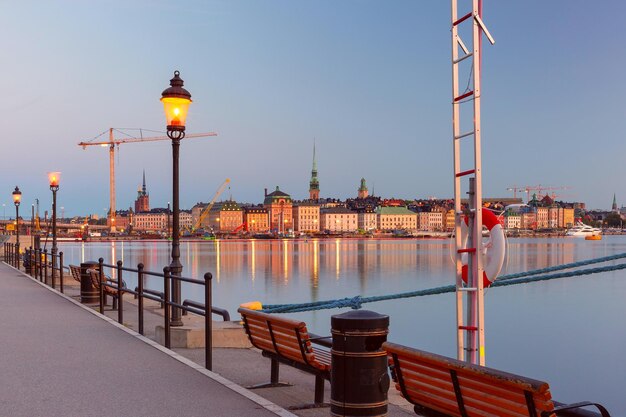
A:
[142,170,146,195]
[612,193,618,212]
[309,139,320,200]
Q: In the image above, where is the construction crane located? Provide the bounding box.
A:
[523,185,569,203]
[194,179,231,231]
[506,185,525,199]
[78,128,217,233]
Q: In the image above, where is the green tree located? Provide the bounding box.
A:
[604,212,623,228]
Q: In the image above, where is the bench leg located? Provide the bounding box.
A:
[247,358,292,389]
[112,295,118,310]
[314,375,325,405]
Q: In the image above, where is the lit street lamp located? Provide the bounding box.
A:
[161,70,192,327]
[49,172,60,283]
[12,186,22,256]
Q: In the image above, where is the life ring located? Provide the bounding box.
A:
[459,208,506,288]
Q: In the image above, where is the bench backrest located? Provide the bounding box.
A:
[69,265,81,282]
[383,342,555,417]
[238,308,329,372]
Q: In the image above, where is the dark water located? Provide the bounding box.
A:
[58,236,626,413]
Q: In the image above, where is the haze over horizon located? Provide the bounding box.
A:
[2,1,625,217]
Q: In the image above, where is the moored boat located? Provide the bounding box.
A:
[565,222,601,237]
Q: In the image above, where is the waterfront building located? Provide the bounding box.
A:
[521,211,537,230]
[548,206,561,228]
[563,208,575,228]
[134,171,150,213]
[207,201,244,233]
[377,206,418,231]
[180,210,193,231]
[264,186,293,234]
[244,207,269,233]
[357,209,377,232]
[536,207,549,229]
[309,142,320,201]
[113,209,133,232]
[357,178,368,199]
[134,209,168,232]
[191,202,205,229]
[321,207,358,233]
[293,203,320,233]
[445,209,455,231]
[504,213,521,229]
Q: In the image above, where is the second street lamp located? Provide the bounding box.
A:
[161,70,192,327]
[49,172,60,285]
[12,186,22,262]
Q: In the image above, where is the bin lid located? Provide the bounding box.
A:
[331,310,389,331]
[80,261,100,267]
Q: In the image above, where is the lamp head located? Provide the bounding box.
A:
[12,186,21,206]
[48,172,61,190]
[161,70,192,134]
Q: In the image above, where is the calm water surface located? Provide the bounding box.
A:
[58,236,626,413]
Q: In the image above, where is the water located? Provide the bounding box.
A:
[58,236,626,413]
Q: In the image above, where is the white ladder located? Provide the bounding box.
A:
[451,0,495,366]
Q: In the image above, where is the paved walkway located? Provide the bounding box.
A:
[0,262,293,417]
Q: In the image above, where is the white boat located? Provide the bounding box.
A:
[565,222,601,237]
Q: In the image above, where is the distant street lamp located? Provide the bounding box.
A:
[49,172,60,283]
[161,70,192,327]
[12,186,22,254]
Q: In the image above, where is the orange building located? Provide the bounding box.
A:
[244,207,269,233]
[264,186,293,234]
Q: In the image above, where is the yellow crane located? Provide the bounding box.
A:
[194,179,231,231]
[78,128,217,232]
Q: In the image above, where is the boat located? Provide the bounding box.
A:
[565,222,601,237]
[585,234,602,241]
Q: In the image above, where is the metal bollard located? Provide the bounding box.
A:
[79,261,100,304]
[331,310,390,417]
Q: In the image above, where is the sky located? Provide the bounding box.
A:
[1,0,626,218]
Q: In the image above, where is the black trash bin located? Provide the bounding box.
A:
[80,261,100,304]
[331,310,390,417]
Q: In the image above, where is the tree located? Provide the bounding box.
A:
[603,212,623,228]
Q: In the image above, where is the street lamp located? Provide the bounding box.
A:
[12,186,22,254]
[49,172,60,283]
[161,70,192,327]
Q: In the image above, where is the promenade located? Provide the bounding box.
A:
[0,262,292,417]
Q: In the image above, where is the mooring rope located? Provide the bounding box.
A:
[261,252,626,314]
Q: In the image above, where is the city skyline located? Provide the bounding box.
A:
[2,1,625,217]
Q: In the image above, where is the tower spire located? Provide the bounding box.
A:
[309,139,320,200]
[612,193,617,212]
[142,170,146,194]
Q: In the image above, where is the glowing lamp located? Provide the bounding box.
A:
[48,172,61,190]
[12,186,21,206]
[161,70,192,132]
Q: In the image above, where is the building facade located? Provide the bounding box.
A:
[321,207,358,233]
[244,207,269,233]
[264,186,293,234]
[377,207,418,231]
[293,203,320,233]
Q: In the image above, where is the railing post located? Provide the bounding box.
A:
[15,243,20,269]
[38,249,43,282]
[204,272,213,371]
[51,250,56,290]
[59,252,64,293]
[28,247,34,277]
[117,260,124,324]
[137,263,144,335]
[98,258,105,314]
[163,267,171,349]
[43,249,48,284]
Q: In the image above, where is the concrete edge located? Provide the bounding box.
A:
[3,263,297,417]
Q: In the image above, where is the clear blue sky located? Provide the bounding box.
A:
[1,1,625,218]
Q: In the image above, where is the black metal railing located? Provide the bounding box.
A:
[3,242,21,268]
[182,299,230,321]
[24,247,65,293]
[96,258,215,371]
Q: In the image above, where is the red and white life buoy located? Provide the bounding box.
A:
[459,208,506,288]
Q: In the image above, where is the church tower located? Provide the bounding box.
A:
[612,193,618,212]
[309,141,320,200]
[358,178,369,199]
[134,170,150,213]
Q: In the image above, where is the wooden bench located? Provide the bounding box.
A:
[69,265,82,283]
[384,342,611,417]
[87,269,125,310]
[238,307,331,408]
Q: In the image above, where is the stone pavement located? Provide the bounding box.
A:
[0,262,293,417]
[1,261,416,417]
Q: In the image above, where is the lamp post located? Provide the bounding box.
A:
[49,172,60,284]
[12,186,22,258]
[161,70,192,327]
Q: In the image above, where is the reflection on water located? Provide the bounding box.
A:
[59,236,626,414]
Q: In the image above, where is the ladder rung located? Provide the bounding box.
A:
[453,52,473,64]
[455,131,474,140]
[459,325,478,331]
[456,169,475,177]
[454,91,474,102]
[458,287,478,292]
[457,248,475,253]
[452,12,472,26]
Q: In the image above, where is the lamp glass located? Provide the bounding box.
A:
[48,172,61,187]
[161,97,191,127]
[12,190,21,204]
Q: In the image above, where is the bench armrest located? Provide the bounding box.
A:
[544,401,611,417]
[308,332,332,348]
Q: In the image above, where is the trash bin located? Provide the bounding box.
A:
[331,310,390,417]
[80,261,100,304]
